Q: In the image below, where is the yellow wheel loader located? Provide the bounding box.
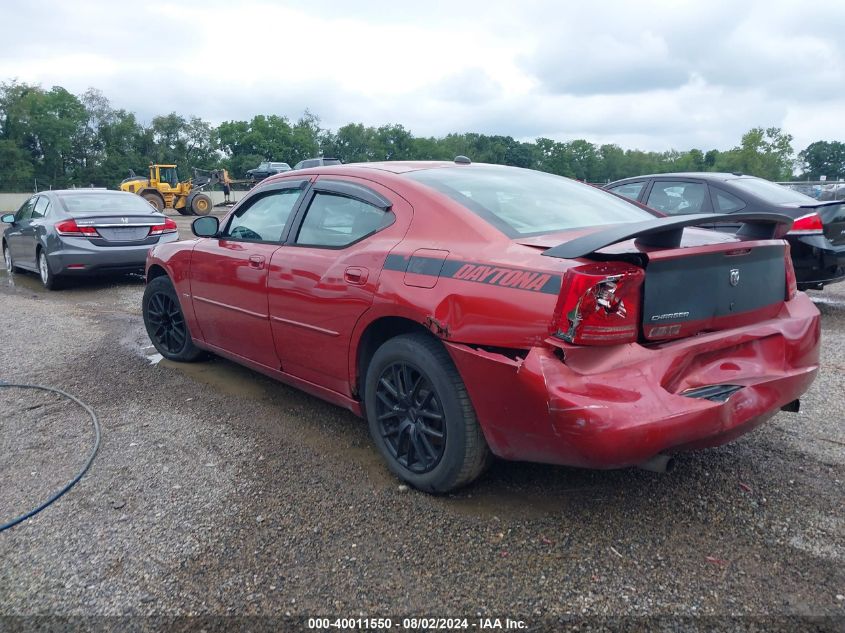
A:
[120,164,219,215]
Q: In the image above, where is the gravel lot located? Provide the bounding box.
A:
[1,210,843,630]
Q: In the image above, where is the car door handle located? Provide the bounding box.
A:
[344,266,368,285]
[249,255,265,269]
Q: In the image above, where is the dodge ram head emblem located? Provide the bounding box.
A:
[729,269,740,287]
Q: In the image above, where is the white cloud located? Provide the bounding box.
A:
[1,0,844,152]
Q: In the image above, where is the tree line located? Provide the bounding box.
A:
[1,81,843,193]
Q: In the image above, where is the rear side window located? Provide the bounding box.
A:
[608,182,644,201]
[730,177,816,204]
[406,165,654,237]
[647,181,708,215]
[32,196,50,218]
[224,189,301,242]
[712,189,745,212]
[820,203,845,224]
[295,193,393,247]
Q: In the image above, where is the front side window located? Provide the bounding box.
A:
[609,182,645,201]
[295,193,393,247]
[647,181,708,215]
[406,165,655,237]
[224,188,301,242]
[16,198,36,221]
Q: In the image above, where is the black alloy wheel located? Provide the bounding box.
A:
[364,333,491,493]
[375,361,447,474]
[142,276,204,362]
[146,291,187,355]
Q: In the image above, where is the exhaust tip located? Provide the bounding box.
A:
[638,454,676,474]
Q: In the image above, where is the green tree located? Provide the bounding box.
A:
[566,140,599,181]
[714,127,795,180]
[799,141,845,180]
[0,139,34,191]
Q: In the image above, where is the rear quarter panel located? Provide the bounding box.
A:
[347,179,575,385]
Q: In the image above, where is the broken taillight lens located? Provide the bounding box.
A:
[784,243,797,300]
[551,262,644,345]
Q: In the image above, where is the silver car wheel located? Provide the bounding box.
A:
[3,246,11,273]
[39,252,49,285]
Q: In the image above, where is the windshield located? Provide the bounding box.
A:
[406,164,656,236]
[58,192,158,214]
[729,177,816,205]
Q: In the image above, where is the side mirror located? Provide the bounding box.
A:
[192,216,219,237]
[1,214,15,224]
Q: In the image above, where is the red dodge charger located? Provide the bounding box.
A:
[143,160,820,492]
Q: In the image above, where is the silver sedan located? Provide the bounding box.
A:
[2,189,180,290]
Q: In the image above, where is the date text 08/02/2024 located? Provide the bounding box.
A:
[307,617,527,630]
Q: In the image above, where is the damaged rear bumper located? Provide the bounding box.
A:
[445,293,820,469]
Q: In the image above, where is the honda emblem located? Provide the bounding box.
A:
[121,217,129,224]
[729,269,740,287]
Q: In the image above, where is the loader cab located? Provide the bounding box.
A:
[150,164,180,189]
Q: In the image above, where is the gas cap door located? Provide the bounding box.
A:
[403,248,450,289]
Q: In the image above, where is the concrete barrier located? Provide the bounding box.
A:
[0,189,245,214]
[0,194,34,213]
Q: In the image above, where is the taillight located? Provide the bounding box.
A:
[55,219,98,237]
[784,243,797,300]
[149,218,178,236]
[788,212,823,235]
[551,262,644,345]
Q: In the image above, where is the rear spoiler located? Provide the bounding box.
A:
[541,212,794,260]
[799,199,845,209]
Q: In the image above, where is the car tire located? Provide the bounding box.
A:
[364,333,491,493]
[189,193,212,216]
[142,192,164,211]
[3,242,15,273]
[38,249,62,290]
[142,276,205,362]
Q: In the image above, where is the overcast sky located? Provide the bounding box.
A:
[1,0,844,152]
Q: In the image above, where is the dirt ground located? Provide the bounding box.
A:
[0,210,843,631]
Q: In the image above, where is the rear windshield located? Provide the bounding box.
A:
[405,165,656,236]
[58,192,157,214]
[729,178,816,205]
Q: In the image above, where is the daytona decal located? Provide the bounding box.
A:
[451,263,553,292]
[384,254,561,294]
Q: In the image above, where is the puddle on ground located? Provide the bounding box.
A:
[139,343,403,488]
[1,268,145,311]
[1,267,43,292]
[442,477,614,520]
[137,343,628,513]
[148,352,272,401]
